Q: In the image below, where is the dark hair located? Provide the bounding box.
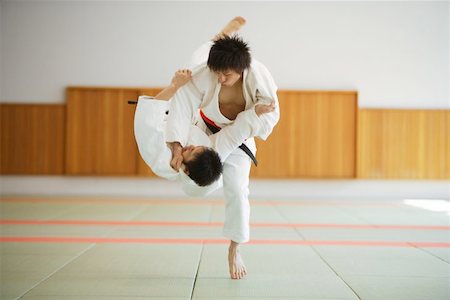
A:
[184,148,223,186]
[207,35,251,73]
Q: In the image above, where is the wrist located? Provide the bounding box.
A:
[169,82,181,91]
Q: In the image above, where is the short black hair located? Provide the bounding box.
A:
[184,148,223,186]
[207,35,251,73]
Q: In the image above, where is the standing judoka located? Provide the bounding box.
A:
[134,69,275,197]
[165,17,280,279]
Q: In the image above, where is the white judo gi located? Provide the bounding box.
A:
[165,42,280,243]
[134,95,266,198]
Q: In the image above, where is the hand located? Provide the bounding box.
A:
[171,69,192,89]
[170,153,183,171]
[255,102,276,117]
[168,142,183,171]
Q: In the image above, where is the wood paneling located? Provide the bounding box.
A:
[357,109,450,179]
[0,104,65,174]
[1,89,357,177]
[66,88,138,175]
[251,91,357,178]
[4,87,448,180]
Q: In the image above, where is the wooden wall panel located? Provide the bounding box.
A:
[357,109,450,179]
[249,91,296,178]
[251,91,357,178]
[5,87,447,180]
[0,104,65,174]
[66,88,138,175]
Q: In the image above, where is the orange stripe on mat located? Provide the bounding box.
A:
[0,236,449,248]
[0,198,401,207]
[1,219,448,230]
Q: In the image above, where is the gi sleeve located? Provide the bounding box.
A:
[188,41,213,69]
[209,107,264,162]
[248,60,280,141]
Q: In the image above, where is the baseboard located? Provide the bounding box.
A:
[1,176,449,200]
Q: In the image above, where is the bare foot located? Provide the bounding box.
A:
[228,241,247,279]
[214,16,246,41]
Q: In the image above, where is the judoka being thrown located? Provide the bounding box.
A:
[135,69,273,198]
[165,17,280,279]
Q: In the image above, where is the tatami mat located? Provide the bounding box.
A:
[1,195,449,299]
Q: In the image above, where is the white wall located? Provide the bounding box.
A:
[1,0,449,108]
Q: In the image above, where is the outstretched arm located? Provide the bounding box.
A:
[154,69,192,100]
[149,69,194,171]
[165,74,203,171]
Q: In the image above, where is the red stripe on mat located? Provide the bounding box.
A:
[1,219,448,230]
[0,236,449,248]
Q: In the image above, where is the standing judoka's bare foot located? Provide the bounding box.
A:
[228,241,247,279]
[214,16,246,40]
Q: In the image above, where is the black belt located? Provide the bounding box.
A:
[200,110,257,166]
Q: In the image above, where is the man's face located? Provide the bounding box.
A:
[182,145,205,164]
[214,70,242,87]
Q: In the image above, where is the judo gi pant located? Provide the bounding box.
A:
[222,149,252,244]
[183,148,252,243]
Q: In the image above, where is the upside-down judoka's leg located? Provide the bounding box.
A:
[213,16,246,41]
[189,16,247,68]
